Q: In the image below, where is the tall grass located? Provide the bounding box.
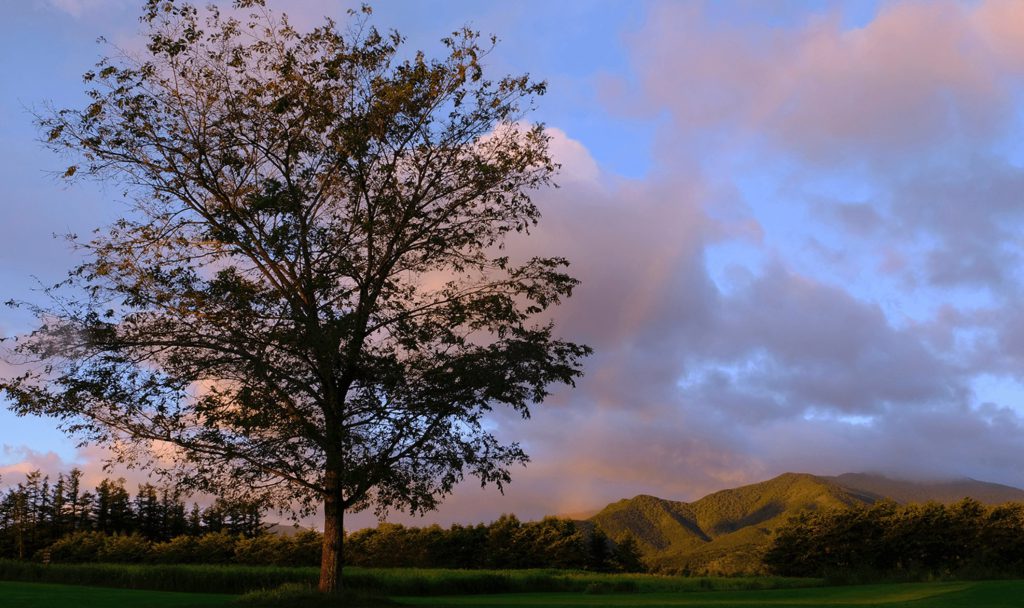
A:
[0,560,823,596]
[0,559,317,593]
[342,567,823,595]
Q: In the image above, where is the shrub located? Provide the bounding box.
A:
[235,534,285,566]
[193,531,237,563]
[289,531,323,566]
[98,534,151,563]
[150,535,200,564]
[232,530,320,567]
[46,531,105,563]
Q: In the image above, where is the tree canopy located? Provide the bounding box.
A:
[1,0,589,592]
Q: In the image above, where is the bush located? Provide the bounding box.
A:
[37,529,317,566]
[98,534,151,563]
[193,531,237,563]
[289,531,323,566]
[235,535,286,566]
[235,531,321,566]
[150,535,200,564]
[46,531,105,563]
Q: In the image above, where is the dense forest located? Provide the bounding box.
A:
[765,498,1024,580]
[0,469,289,563]
[345,515,644,572]
[0,470,642,571]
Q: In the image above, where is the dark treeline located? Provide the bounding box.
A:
[765,498,1024,580]
[1,470,644,571]
[344,514,645,572]
[0,469,263,561]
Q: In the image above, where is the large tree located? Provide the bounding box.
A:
[1,0,589,592]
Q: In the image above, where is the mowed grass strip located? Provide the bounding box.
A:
[0,581,235,608]
[393,580,1024,608]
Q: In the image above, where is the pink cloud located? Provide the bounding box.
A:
[0,445,66,479]
[0,442,174,495]
[617,0,1024,166]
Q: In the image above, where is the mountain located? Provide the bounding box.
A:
[264,522,316,537]
[826,472,1024,505]
[587,472,1024,575]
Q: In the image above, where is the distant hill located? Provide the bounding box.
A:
[587,472,1024,575]
[825,472,1024,505]
[264,522,315,537]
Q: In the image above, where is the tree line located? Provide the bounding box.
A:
[1,470,644,571]
[344,514,645,572]
[0,469,262,561]
[765,498,1024,580]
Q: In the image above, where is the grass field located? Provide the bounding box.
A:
[0,581,234,608]
[343,568,821,595]
[0,559,317,593]
[393,580,1024,607]
[0,560,816,595]
[3,566,1024,607]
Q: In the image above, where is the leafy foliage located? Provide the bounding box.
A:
[343,515,639,572]
[765,498,1024,580]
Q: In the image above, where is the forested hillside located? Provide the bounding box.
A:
[588,472,1024,574]
[765,498,1024,580]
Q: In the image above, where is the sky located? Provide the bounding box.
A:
[4,0,1024,531]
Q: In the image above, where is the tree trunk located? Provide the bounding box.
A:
[319,478,344,594]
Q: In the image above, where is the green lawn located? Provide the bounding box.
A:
[394,580,1024,607]
[0,581,235,608]
[6,576,1024,608]
[342,568,820,595]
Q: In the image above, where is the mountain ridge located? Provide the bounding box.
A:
[587,471,1024,575]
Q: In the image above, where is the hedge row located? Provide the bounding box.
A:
[42,530,322,566]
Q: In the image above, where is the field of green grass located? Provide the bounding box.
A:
[394,580,1024,607]
[0,561,815,595]
[2,565,1024,607]
[0,581,234,608]
[6,579,1024,607]
[344,567,820,595]
[0,559,317,593]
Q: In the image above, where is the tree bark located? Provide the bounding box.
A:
[319,473,344,594]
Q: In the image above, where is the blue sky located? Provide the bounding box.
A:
[5,0,1024,530]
